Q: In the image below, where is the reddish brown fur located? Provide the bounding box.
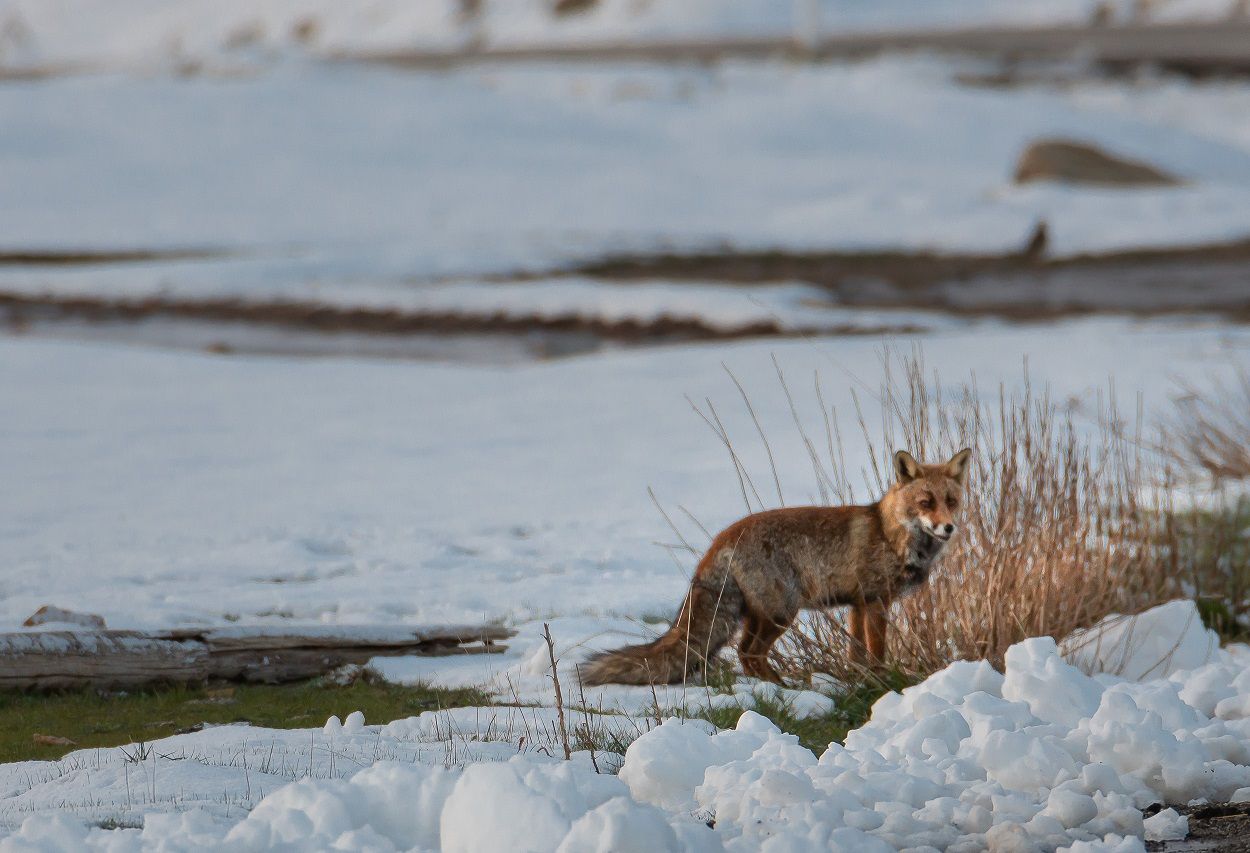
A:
[580,449,971,685]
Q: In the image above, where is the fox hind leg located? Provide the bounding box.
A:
[738,610,789,683]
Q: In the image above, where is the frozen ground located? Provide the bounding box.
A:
[5,57,1250,309]
[0,0,1232,76]
[0,600,1243,850]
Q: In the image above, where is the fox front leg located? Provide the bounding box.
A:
[864,600,890,665]
[847,605,867,666]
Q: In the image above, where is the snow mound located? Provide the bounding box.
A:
[1062,599,1222,680]
[8,601,1246,849]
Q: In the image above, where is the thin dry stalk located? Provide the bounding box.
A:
[542,623,572,761]
[724,363,785,507]
[687,394,764,513]
[573,667,601,773]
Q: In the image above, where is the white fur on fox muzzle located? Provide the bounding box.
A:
[920,519,956,539]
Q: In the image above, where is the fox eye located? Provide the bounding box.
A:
[946,497,958,509]
[919,497,935,510]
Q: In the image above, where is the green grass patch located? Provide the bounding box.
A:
[689,669,918,756]
[1176,499,1250,642]
[0,678,491,764]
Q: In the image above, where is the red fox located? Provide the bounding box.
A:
[581,449,971,685]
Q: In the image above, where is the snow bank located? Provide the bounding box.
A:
[7,601,1248,849]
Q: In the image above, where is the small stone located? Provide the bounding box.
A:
[1014,139,1179,187]
[22,605,106,629]
[33,734,76,747]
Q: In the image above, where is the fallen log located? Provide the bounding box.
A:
[0,632,207,690]
[0,624,510,690]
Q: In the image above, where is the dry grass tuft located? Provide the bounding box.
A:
[690,347,1180,683]
[1165,369,1250,485]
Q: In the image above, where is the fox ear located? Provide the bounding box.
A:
[946,448,972,485]
[894,450,921,483]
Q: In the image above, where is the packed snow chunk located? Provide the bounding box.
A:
[697,756,843,844]
[1062,600,1222,681]
[1115,680,1206,731]
[979,728,1080,792]
[1215,690,1250,715]
[324,714,343,736]
[758,825,896,853]
[1084,687,1206,802]
[1173,662,1240,716]
[0,814,91,852]
[139,810,230,848]
[1090,791,1147,838]
[1142,807,1189,842]
[555,796,683,853]
[984,822,1041,853]
[1003,637,1104,727]
[881,707,971,761]
[954,689,1038,746]
[1232,786,1250,803]
[227,763,458,850]
[442,759,625,853]
[1059,834,1146,853]
[1044,789,1100,829]
[618,714,766,813]
[865,659,1005,730]
[344,710,366,733]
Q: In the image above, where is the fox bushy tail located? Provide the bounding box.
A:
[580,558,743,686]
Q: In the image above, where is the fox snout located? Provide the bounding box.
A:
[920,518,957,540]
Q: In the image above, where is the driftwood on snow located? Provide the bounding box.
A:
[0,624,511,690]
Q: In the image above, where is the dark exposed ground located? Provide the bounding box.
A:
[340,21,1250,79]
[0,290,923,361]
[1149,803,1250,852]
[0,248,226,266]
[561,239,1250,321]
[5,238,1250,360]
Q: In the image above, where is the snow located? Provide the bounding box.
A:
[370,616,836,719]
[4,6,1249,848]
[5,57,1250,303]
[1062,599,1224,681]
[4,323,1249,846]
[4,319,1249,635]
[1143,807,1188,841]
[5,606,1241,848]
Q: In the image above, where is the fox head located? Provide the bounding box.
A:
[888,448,972,542]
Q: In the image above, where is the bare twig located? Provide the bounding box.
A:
[574,666,601,774]
[725,363,785,507]
[542,623,572,761]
